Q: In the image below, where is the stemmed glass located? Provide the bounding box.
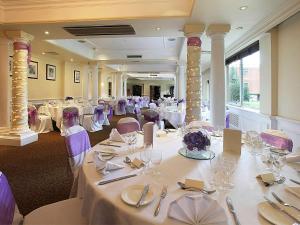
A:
[151,148,162,177]
[125,132,137,154]
[140,144,152,174]
[272,153,286,180]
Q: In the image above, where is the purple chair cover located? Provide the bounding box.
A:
[134,105,141,115]
[63,107,79,128]
[0,172,15,225]
[143,110,159,123]
[260,132,293,152]
[118,99,127,112]
[107,105,113,120]
[225,113,230,128]
[94,106,104,122]
[117,120,140,134]
[28,106,38,126]
[65,130,91,158]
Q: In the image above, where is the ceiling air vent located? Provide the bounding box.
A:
[63,25,136,36]
[127,55,142,59]
[149,74,158,77]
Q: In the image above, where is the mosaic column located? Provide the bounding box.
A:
[185,37,202,123]
[10,37,32,134]
[122,74,128,97]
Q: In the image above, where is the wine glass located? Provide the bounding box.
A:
[272,153,286,180]
[140,144,152,174]
[151,148,162,176]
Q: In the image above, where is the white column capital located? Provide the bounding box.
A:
[206,24,231,37]
[183,24,205,37]
[4,30,34,43]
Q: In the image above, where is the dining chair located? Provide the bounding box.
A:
[0,171,87,225]
[115,99,127,115]
[64,128,91,197]
[143,109,160,123]
[28,105,53,133]
[116,117,140,134]
[61,107,80,136]
[82,105,104,132]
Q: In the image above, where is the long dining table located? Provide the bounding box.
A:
[79,132,300,225]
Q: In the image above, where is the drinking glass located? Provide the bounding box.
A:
[272,153,286,180]
[151,148,162,176]
[140,144,152,174]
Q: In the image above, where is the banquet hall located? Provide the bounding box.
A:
[1,0,300,225]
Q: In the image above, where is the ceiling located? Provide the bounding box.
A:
[1,0,299,80]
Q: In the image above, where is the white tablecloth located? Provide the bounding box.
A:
[159,109,186,128]
[80,134,300,225]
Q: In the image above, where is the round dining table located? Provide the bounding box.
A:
[79,133,300,225]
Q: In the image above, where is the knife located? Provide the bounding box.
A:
[136,184,150,208]
[99,143,121,148]
[264,197,300,223]
[290,179,300,185]
[226,197,241,225]
[97,174,137,185]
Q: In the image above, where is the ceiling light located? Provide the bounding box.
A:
[42,52,46,55]
[78,40,86,43]
[70,58,74,62]
[236,26,243,30]
[44,31,50,35]
[239,6,248,10]
[155,27,161,31]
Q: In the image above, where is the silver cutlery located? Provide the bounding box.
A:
[226,197,241,225]
[290,178,300,185]
[99,143,121,148]
[272,192,300,211]
[264,196,300,223]
[263,176,286,187]
[136,184,150,208]
[154,185,168,216]
[123,156,139,168]
[177,182,216,194]
[97,174,137,185]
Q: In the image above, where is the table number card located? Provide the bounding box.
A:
[223,128,242,154]
[143,122,154,146]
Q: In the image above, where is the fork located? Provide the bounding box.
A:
[272,192,300,211]
[154,185,167,216]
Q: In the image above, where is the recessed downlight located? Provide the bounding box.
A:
[70,58,74,62]
[78,40,86,43]
[155,27,161,31]
[44,31,50,35]
[168,38,176,42]
[239,5,248,10]
[42,52,46,55]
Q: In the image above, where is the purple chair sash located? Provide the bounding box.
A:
[0,172,15,225]
[117,121,140,134]
[94,106,104,122]
[65,130,91,158]
[134,105,141,115]
[63,107,79,128]
[28,106,38,126]
[107,105,113,120]
[144,110,159,123]
[225,113,230,128]
[260,132,293,152]
[118,100,127,112]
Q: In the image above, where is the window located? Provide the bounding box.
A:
[226,42,260,110]
[108,82,112,97]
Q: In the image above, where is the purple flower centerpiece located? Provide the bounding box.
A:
[180,130,214,160]
[183,130,210,151]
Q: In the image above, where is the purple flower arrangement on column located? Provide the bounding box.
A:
[183,130,211,151]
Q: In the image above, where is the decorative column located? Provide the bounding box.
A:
[184,24,205,124]
[0,31,38,146]
[91,63,99,104]
[116,72,123,98]
[82,64,89,100]
[177,63,186,100]
[174,69,178,99]
[0,36,10,132]
[207,24,230,128]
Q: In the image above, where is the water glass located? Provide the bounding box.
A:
[140,144,152,173]
[151,148,162,176]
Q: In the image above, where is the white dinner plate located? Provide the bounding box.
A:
[258,201,300,225]
[121,184,155,206]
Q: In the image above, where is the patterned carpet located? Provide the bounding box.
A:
[0,115,129,215]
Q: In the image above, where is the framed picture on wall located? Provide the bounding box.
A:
[74,70,80,83]
[46,64,56,81]
[8,56,13,76]
[28,61,38,79]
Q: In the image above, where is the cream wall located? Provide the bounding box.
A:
[277,12,300,121]
[27,54,64,100]
[63,61,85,98]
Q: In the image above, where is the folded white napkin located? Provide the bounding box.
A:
[286,153,300,163]
[109,128,125,143]
[93,152,124,174]
[168,194,228,225]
